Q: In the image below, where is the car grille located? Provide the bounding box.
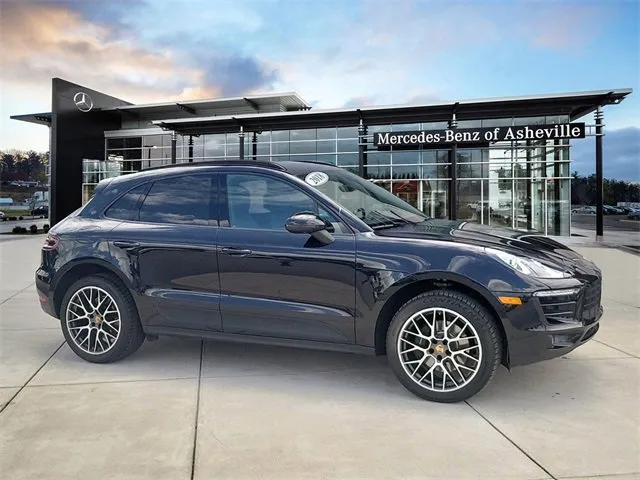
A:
[538,290,580,325]
[579,278,602,325]
[537,279,602,326]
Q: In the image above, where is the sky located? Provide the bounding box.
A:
[0,0,638,180]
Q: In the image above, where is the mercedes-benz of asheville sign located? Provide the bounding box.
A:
[373,123,585,148]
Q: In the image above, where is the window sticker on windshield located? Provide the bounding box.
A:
[305,171,329,186]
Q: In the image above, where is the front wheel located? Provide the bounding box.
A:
[60,274,145,363]
[386,290,503,403]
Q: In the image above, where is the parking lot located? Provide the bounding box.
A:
[571,213,640,233]
[1,235,638,480]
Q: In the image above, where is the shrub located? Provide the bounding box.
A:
[43,224,50,233]
[18,216,23,220]
[12,226,27,234]
[30,224,38,234]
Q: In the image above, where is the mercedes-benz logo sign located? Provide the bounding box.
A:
[73,92,94,112]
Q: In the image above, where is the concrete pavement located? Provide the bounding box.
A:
[0,235,638,480]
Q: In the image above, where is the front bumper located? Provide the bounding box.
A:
[502,278,604,367]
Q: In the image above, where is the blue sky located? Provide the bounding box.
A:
[1,0,638,180]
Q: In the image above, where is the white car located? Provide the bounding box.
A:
[571,206,596,215]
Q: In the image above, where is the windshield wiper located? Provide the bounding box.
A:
[367,210,410,229]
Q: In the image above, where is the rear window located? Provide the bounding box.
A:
[104,184,150,221]
[138,174,215,226]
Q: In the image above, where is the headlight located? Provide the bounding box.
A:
[485,248,571,279]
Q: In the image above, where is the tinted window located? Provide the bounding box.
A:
[226,174,325,231]
[104,184,150,221]
[139,174,214,225]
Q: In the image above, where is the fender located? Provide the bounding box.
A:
[51,256,135,297]
[383,270,508,320]
[356,268,513,351]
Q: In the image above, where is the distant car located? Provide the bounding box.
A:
[572,206,596,214]
[603,205,624,215]
[0,211,5,221]
[628,209,640,221]
[31,206,48,216]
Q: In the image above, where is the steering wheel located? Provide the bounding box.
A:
[355,207,366,220]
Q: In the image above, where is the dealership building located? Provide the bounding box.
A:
[12,78,632,237]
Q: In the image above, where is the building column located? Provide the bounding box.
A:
[595,106,604,241]
[552,139,562,235]
[525,140,532,230]
[170,131,177,164]
[448,113,458,220]
[188,135,194,163]
[252,132,258,160]
[358,121,367,178]
[239,126,245,160]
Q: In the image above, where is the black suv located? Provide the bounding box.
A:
[36,161,603,402]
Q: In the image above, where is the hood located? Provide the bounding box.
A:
[374,219,600,279]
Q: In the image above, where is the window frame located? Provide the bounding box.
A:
[102,182,151,222]
[217,169,356,235]
[101,172,219,227]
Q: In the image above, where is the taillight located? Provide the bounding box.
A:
[42,234,60,251]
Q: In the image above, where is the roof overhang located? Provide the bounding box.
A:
[9,112,53,127]
[103,92,310,119]
[152,88,632,135]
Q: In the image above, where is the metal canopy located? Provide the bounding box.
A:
[9,112,53,126]
[152,88,632,135]
[102,92,309,118]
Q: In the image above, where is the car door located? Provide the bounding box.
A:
[216,169,357,344]
[107,172,222,332]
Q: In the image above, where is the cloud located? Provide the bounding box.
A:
[510,2,603,51]
[342,97,378,108]
[0,0,280,104]
[571,127,640,182]
[191,53,280,97]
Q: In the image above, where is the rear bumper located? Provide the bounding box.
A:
[35,267,57,318]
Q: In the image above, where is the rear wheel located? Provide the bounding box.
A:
[386,290,502,403]
[60,274,145,363]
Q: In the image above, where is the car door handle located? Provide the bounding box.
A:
[113,240,140,250]
[220,247,252,257]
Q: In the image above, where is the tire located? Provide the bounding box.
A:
[386,290,502,403]
[59,274,145,364]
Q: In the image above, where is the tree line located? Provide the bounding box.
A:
[571,171,640,206]
[1,149,638,205]
[0,150,49,184]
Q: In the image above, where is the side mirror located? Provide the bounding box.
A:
[285,213,326,234]
[285,212,335,245]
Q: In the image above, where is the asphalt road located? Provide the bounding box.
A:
[571,213,640,232]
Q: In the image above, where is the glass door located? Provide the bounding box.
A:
[394,180,419,209]
[420,180,449,218]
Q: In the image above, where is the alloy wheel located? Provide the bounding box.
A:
[397,307,483,392]
[65,286,121,355]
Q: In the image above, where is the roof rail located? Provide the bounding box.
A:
[142,159,286,172]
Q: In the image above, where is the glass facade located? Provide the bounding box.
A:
[95,114,573,236]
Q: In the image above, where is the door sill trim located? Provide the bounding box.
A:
[143,326,376,355]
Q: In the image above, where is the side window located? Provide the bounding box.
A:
[139,174,214,226]
[104,184,150,221]
[226,173,346,232]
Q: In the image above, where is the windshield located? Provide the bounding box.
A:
[296,168,430,229]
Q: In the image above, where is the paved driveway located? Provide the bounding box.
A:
[1,235,638,480]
